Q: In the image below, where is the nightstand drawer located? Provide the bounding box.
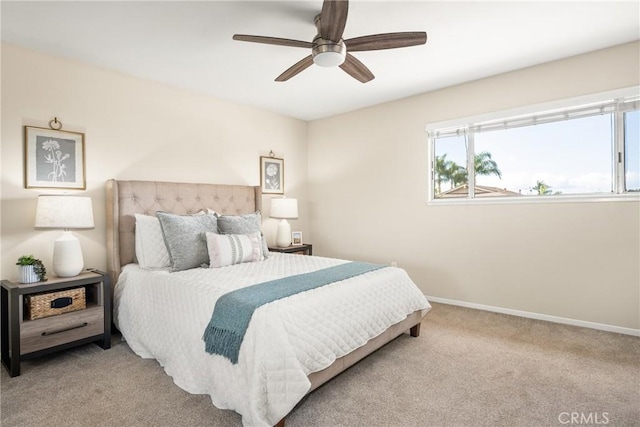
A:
[20,306,104,355]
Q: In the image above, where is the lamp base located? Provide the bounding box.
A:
[52,231,84,277]
[276,219,292,247]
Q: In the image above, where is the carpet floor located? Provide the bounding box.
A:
[1,302,638,426]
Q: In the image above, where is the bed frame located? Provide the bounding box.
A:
[105,179,426,426]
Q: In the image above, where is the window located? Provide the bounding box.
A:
[427,90,640,202]
[625,110,640,192]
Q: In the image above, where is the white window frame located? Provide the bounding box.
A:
[426,87,640,205]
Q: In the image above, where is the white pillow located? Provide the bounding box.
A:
[206,231,263,268]
[134,214,171,269]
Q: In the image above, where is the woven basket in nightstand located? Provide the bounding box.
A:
[25,287,86,320]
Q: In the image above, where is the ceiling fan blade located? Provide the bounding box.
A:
[275,55,314,82]
[233,34,312,49]
[345,32,427,52]
[320,0,349,42]
[339,54,374,83]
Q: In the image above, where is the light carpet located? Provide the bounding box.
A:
[1,303,638,426]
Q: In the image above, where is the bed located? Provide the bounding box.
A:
[106,179,431,426]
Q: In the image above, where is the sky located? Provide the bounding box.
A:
[434,111,640,196]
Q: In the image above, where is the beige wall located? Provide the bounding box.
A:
[1,43,308,281]
[308,42,640,330]
[2,41,638,331]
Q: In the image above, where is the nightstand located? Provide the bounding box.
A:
[269,243,313,256]
[1,270,111,377]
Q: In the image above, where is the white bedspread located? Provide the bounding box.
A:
[114,253,430,426]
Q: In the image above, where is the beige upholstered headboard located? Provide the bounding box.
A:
[105,179,261,285]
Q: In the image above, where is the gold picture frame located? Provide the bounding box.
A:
[24,126,86,190]
[260,156,284,195]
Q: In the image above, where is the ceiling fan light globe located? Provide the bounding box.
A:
[313,51,345,67]
[312,38,346,67]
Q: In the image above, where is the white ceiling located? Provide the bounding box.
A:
[2,1,639,121]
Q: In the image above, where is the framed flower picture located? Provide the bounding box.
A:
[260,156,284,194]
[24,126,86,190]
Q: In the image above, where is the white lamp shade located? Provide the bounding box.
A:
[34,195,94,277]
[270,198,298,219]
[35,195,95,229]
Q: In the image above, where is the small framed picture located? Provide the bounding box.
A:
[24,126,86,190]
[260,156,284,195]
[291,231,303,245]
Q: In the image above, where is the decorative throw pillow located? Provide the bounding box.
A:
[216,211,269,259]
[134,214,171,269]
[206,232,263,268]
[156,211,219,271]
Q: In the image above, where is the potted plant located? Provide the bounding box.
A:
[16,255,47,283]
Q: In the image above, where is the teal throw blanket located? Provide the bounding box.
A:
[203,261,385,364]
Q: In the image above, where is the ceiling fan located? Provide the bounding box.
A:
[232,0,427,83]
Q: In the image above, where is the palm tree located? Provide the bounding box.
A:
[531,180,553,195]
[474,151,502,180]
[436,155,469,191]
[450,164,468,188]
[434,154,452,194]
[435,151,502,193]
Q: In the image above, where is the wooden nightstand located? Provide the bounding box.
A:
[268,243,313,256]
[1,270,111,377]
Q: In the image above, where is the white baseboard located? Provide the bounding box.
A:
[425,295,640,337]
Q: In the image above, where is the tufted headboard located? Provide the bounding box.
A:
[105,179,261,285]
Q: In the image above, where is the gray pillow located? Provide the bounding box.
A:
[216,211,269,259]
[156,211,219,271]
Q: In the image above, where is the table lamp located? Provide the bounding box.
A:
[270,197,298,247]
[35,195,95,277]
